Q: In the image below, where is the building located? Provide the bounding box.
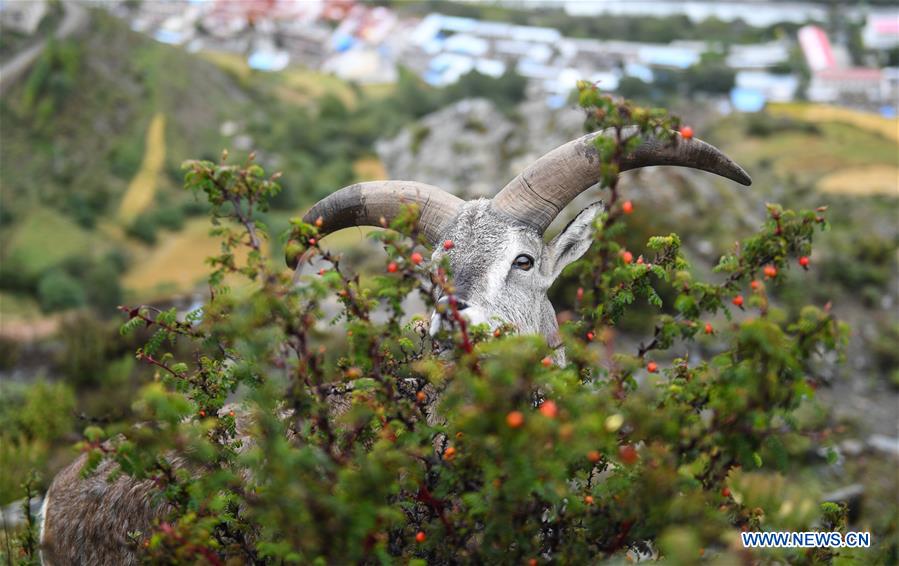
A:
[726,41,790,70]
[808,67,883,104]
[862,13,899,50]
[798,25,836,73]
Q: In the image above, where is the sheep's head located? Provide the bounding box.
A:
[426,199,603,348]
[289,127,751,354]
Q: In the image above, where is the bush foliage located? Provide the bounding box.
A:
[9,91,869,564]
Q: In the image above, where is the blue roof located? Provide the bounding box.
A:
[730,88,767,112]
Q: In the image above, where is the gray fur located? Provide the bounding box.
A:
[429,199,603,355]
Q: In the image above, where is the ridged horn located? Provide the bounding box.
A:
[491,126,751,233]
[288,181,463,268]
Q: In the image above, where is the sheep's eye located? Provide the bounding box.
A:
[513,254,534,271]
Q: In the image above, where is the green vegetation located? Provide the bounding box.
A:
[0,10,530,312]
[11,93,889,565]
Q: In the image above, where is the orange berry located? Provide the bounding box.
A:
[621,251,633,264]
[493,328,502,338]
[415,531,426,543]
[763,265,777,279]
[411,252,423,265]
[198,410,206,417]
[387,262,398,273]
[721,486,731,498]
[443,446,456,461]
[228,410,235,417]
[443,240,454,250]
[750,280,761,291]
[416,391,427,403]
[622,200,634,214]
[587,450,602,463]
[314,216,323,228]
[704,323,713,335]
[680,125,694,139]
[619,444,638,465]
[646,361,658,373]
[584,495,594,505]
[732,294,744,307]
[539,400,558,418]
[528,560,538,566]
[541,356,552,367]
[506,411,524,428]
[318,268,325,276]
[799,256,810,268]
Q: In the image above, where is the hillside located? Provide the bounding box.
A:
[0,10,410,312]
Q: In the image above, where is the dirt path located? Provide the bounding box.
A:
[117,112,167,224]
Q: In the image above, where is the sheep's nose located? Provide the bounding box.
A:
[436,296,469,312]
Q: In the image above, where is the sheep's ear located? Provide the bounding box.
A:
[546,202,603,279]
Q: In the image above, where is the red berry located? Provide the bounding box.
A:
[732,295,744,307]
[721,486,731,498]
[318,268,325,276]
[443,446,456,461]
[704,323,713,335]
[586,331,595,341]
[443,239,454,250]
[314,216,323,228]
[576,287,584,301]
[539,400,558,418]
[680,126,694,140]
[416,391,426,403]
[646,361,658,373]
[763,265,777,279]
[750,280,761,291]
[506,411,524,428]
[799,256,810,268]
[410,252,423,265]
[415,531,426,543]
[528,560,538,566]
[622,200,634,214]
[493,328,502,338]
[198,410,206,417]
[387,262,398,273]
[541,356,552,367]
[308,238,316,245]
[621,251,633,264]
[587,450,602,463]
[619,444,638,465]
[584,495,594,505]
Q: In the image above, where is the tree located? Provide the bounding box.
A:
[13,92,871,564]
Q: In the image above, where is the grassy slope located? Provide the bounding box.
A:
[709,111,899,193]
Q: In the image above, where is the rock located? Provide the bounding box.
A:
[867,434,899,458]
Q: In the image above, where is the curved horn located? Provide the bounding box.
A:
[288,181,463,268]
[491,126,752,233]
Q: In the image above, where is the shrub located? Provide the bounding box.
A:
[83,259,123,314]
[153,203,185,231]
[0,379,75,504]
[19,94,867,564]
[127,212,158,244]
[37,269,85,312]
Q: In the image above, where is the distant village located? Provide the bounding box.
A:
[3,0,898,115]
